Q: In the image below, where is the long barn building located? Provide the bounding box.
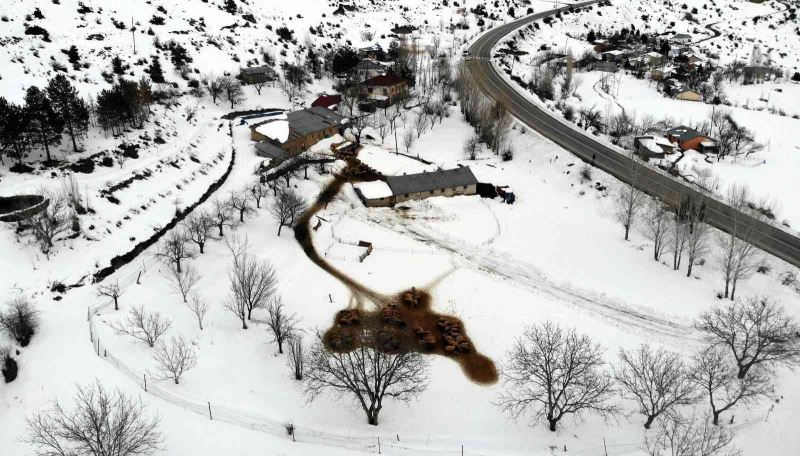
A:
[354,167,478,207]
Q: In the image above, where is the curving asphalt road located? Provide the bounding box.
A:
[466,2,800,269]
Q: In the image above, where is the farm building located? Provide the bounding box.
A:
[250,107,347,159]
[633,136,676,160]
[666,126,719,154]
[240,66,277,84]
[354,167,479,207]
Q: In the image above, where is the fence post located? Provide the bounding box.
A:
[603,437,608,456]
[208,402,213,420]
[144,374,147,392]
[377,436,381,454]
[461,445,464,456]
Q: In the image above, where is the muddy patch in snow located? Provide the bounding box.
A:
[293,158,497,385]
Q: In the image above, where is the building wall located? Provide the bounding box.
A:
[680,136,709,151]
[675,91,702,102]
[393,184,477,204]
[241,72,272,84]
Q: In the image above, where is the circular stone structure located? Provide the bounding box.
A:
[0,195,48,222]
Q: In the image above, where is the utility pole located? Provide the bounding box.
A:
[131,17,137,54]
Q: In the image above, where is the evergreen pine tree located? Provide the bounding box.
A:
[149,56,165,83]
[24,86,63,162]
[47,75,89,152]
[0,98,29,164]
[224,0,237,14]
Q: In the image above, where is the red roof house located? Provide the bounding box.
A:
[311,94,342,110]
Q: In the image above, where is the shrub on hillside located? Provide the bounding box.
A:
[1,347,18,383]
[0,297,40,347]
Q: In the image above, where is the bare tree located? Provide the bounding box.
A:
[643,412,740,456]
[24,192,72,254]
[270,188,307,236]
[186,294,209,330]
[265,295,297,354]
[201,74,224,104]
[305,330,430,425]
[644,202,671,261]
[463,134,481,160]
[402,128,416,155]
[717,185,761,300]
[695,296,800,379]
[184,210,214,254]
[221,76,244,109]
[26,382,162,456]
[614,180,646,241]
[153,336,197,384]
[0,297,40,347]
[287,336,305,380]
[222,295,249,330]
[113,305,171,348]
[229,252,277,321]
[498,322,617,432]
[413,112,428,138]
[614,344,698,429]
[250,181,267,209]
[210,196,234,237]
[165,263,200,303]
[229,190,255,223]
[685,219,710,278]
[670,213,689,271]
[97,281,124,311]
[689,345,771,425]
[155,230,195,273]
[375,113,390,144]
[252,80,266,96]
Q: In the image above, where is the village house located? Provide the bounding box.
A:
[666,126,718,154]
[650,66,675,81]
[602,50,627,63]
[357,44,384,60]
[311,94,342,110]
[670,33,692,44]
[355,58,385,80]
[633,135,676,160]
[590,60,619,73]
[353,167,479,207]
[363,74,408,108]
[240,66,277,84]
[250,107,347,160]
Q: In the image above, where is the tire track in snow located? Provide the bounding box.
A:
[354,209,701,343]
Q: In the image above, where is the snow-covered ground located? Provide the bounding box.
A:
[3,1,800,456]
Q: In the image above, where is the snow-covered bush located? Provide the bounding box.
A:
[0,297,40,347]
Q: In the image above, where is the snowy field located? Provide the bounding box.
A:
[2,1,800,456]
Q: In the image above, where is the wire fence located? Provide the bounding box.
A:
[87,303,517,455]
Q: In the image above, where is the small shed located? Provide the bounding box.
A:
[633,136,675,160]
[240,66,277,84]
